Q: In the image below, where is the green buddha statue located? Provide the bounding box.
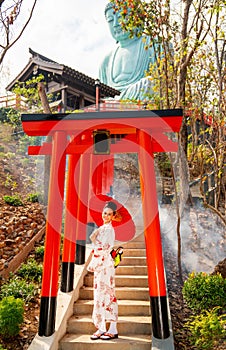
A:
[99,2,157,101]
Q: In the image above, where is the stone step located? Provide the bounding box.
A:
[120,256,147,266]
[115,265,147,275]
[59,230,151,350]
[67,315,152,335]
[79,286,149,301]
[59,333,151,350]
[130,232,145,242]
[122,248,146,257]
[84,274,148,287]
[74,299,151,316]
[124,241,145,249]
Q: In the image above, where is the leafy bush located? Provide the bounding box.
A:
[0,107,20,126]
[35,245,45,259]
[0,277,36,303]
[3,195,23,206]
[0,296,24,338]
[185,308,226,350]
[17,258,43,283]
[183,272,226,349]
[0,344,7,350]
[4,152,15,160]
[182,272,226,312]
[26,193,39,203]
[2,174,18,192]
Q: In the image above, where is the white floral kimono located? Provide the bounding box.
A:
[87,222,118,331]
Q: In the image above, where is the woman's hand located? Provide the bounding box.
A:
[112,211,122,222]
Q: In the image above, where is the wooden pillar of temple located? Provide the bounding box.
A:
[61,88,67,112]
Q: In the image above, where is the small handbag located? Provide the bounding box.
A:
[110,246,123,268]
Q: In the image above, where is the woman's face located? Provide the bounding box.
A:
[102,207,114,224]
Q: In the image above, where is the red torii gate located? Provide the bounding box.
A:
[21,108,183,340]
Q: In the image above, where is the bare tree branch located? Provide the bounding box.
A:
[0,0,6,7]
[0,0,37,65]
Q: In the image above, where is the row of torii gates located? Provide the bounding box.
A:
[21,107,183,342]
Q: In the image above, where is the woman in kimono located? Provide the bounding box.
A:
[87,201,119,340]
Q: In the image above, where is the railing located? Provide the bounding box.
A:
[83,100,146,112]
[0,94,28,110]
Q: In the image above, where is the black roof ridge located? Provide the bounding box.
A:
[6,48,120,96]
[29,48,58,64]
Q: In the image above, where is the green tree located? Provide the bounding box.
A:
[13,74,45,111]
[13,75,53,206]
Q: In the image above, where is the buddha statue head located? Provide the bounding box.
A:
[104,2,114,17]
[100,1,155,100]
[104,1,131,43]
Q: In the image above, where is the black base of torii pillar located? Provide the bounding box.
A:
[21,108,183,338]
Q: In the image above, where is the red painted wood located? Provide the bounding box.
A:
[41,132,67,297]
[138,130,167,297]
[62,154,80,262]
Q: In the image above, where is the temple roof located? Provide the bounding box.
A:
[6,48,120,99]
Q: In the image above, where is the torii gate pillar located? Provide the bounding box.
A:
[138,129,169,338]
[21,108,183,340]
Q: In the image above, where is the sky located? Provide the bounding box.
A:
[0,0,114,93]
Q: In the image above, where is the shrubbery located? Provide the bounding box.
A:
[3,194,23,206]
[0,108,20,126]
[183,272,226,349]
[186,307,226,349]
[0,344,7,350]
[26,193,39,203]
[0,277,37,303]
[17,258,43,283]
[183,272,226,311]
[0,296,24,338]
[0,254,43,340]
[35,245,45,259]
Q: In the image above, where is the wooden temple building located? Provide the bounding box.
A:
[6,48,120,111]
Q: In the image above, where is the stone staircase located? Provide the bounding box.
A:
[59,234,152,350]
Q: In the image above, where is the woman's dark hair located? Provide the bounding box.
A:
[104,201,117,214]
